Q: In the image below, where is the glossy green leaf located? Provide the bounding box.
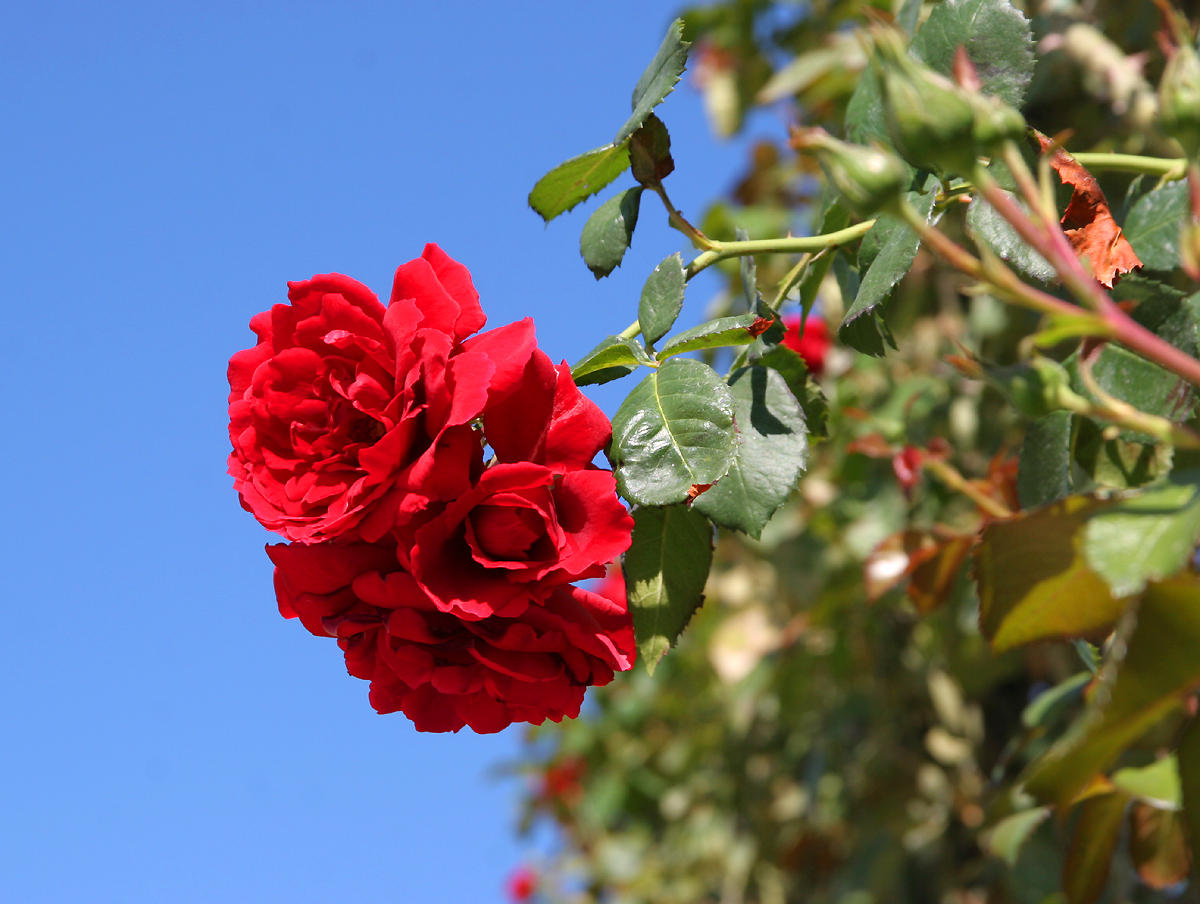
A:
[1063,791,1130,904]
[529,143,632,223]
[1179,717,1200,882]
[624,503,714,674]
[610,358,736,506]
[967,193,1056,282]
[614,18,690,145]
[1084,471,1200,597]
[1082,343,1196,427]
[911,0,1035,108]
[572,335,654,387]
[756,344,828,439]
[693,367,807,539]
[1023,576,1200,807]
[1112,756,1183,809]
[1124,181,1188,271]
[839,187,938,356]
[975,496,1125,652]
[580,187,643,279]
[656,312,767,361]
[639,253,686,345]
[1017,412,1075,508]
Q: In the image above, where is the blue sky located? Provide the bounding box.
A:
[0,3,788,900]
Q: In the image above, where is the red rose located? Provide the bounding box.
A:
[403,460,633,620]
[506,866,538,903]
[228,244,539,543]
[781,313,831,377]
[268,540,635,733]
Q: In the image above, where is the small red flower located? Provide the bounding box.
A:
[781,314,831,377]
[506,866,538,902]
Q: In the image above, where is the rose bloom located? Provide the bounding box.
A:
[228,244,550,543]
[781,313,831,377]
[268,540,635,733]
[506,866,538,903]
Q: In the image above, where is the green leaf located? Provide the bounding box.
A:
[911,0,1035,108]
[1112,757,1183,809]
[796,200,850,317]
[845,68,892,148]
[984,807,1051,866]
[1084,471,1200,597]
[1021,671,1092,731]
[629,113,675,185]
[1124,181,1188,271]
[528,143,632,223]
[639,253,686,345]
[656,312,767,361]
[756,344,829,439]
[579,187,643,279]
[1017,412,1076,508]
[975,495,1125,652]
[898,0,923,35]
[1179,717,1200,882]
[610,358,736,506]
[967,192,1056,282]
[1023,576,1200,807]
[839,187,939,356]
[624,503,714,674]
[1081,344,1197,428]
[1062,791,1129,904]
[693,367,808,539]
[571,335,654,386]
[614,18,690,145]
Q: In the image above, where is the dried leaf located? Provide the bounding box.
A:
[1036,133,1143,288]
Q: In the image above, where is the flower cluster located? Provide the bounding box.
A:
[228,245,635,732]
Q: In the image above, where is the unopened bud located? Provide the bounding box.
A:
[1160,40,1200,160]
[872,29,978,174]
[790,127,908,214]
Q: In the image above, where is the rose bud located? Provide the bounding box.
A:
[872,28,978,175]
[789,127,908,215]
[1160,39,1200,160]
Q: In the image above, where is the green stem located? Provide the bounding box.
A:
[617,319,641,341]
[649,183,715,251]
[988,145,1200,388]
[894,201,1088,322]
[1066,152,1187,180]
[686,221,876,280]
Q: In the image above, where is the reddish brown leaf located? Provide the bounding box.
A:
[1128,803,1192,890]
[909,534,974,613]
[1035,133,1142,288]
[746,315,776,337]
[685,482,714,504]
[864,528,975,612]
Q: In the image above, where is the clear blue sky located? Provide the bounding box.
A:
[0,3,785,900]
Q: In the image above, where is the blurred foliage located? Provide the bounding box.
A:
[513,1,1200,901]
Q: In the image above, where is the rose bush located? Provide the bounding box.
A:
[268,540,635,733]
